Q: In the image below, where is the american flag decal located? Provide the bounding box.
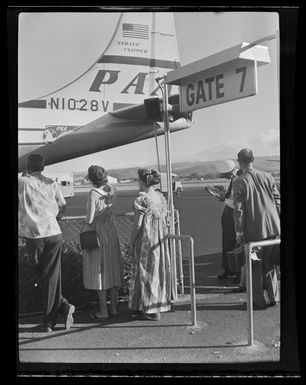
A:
[122,23,149,39]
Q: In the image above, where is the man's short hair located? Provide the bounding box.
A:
[26,153,45,172]
[237,148,254,163]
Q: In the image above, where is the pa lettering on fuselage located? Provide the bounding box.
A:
[46,70,171,113]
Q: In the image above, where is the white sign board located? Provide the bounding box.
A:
[180,60,257,113]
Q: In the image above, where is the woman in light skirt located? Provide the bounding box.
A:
[82,165,122,320]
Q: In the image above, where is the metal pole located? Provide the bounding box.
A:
[153,122,161,173]
[189,236,197,327]
[163,80,177,300]
[244,238,281,346]
[167,234,196,327]
[175,209,184,294]
[245,242,254,346]
[249,239,281,249]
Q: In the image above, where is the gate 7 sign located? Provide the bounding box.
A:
[179,59,257,113]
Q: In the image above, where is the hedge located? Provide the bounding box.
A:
[18,238,134,314]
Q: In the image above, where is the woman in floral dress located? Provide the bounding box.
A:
[128,168,171,321]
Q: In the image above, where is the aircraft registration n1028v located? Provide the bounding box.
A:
[18,12,193,172]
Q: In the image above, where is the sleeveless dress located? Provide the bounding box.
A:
[128,191,171,314]
[82,186,122,290]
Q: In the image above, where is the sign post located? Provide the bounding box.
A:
[162,79,177,300]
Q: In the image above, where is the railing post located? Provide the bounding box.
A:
[245,242,254,346]
[244,238,280,346]
[166,234,196,327]
[175,209,184,294]
[188,236,197,327]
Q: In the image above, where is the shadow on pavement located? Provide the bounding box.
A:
[182,252,240,291]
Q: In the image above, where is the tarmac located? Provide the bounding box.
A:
[18,252,282,371]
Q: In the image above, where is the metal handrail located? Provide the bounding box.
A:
[174,209,184,294]
[60,214,192,321]
[167,234,197,327]
[245,238,281,346]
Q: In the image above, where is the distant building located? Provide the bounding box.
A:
[82,174,118,185]
[107,175,118,184]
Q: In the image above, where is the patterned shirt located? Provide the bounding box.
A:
[18,172,66,238]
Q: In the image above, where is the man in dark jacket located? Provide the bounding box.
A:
[232,148,280,309]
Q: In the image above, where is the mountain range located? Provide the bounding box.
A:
[73,155,280,181]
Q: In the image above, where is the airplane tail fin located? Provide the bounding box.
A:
[18,12,189,166]
[91,12,181,107]
[19,12,181,113]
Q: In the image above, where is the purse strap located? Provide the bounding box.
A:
[81,189,105,232]
[91,187,108,196]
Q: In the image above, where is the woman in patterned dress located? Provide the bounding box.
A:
[128,168,171,321]
[82,165,122,320]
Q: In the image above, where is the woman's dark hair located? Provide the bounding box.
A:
[87,165,108,187]
[138,168,160,186]
[26,153,45,172]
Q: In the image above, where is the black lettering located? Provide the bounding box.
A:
[216,74,224,98]
[101,100,109,112]
[150,80,172,97]
[186,84,195,106]
[196,80,206,104]
[50,97,59,109]
[79,99,87,111]
[121,72,148,94]
[205,77,214,100]
[68,98,76,110]
[150,79,163,96]
[90,100,99,111]
[89,70,120,92]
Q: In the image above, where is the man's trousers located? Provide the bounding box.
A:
[25,234,69,327]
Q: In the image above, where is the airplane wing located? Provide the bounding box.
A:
[18,95,192,172]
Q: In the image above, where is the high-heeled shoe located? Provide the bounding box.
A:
[217,271,236,279]
[109,309,118,316]
[89,313,108,320]
[140,312,161,321]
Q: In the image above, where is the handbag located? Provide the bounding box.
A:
[80,230,100,250]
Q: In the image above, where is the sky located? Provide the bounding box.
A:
[18,11,280,173]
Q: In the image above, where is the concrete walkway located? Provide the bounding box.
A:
[19,293,280,365]
[18,253,281,366]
